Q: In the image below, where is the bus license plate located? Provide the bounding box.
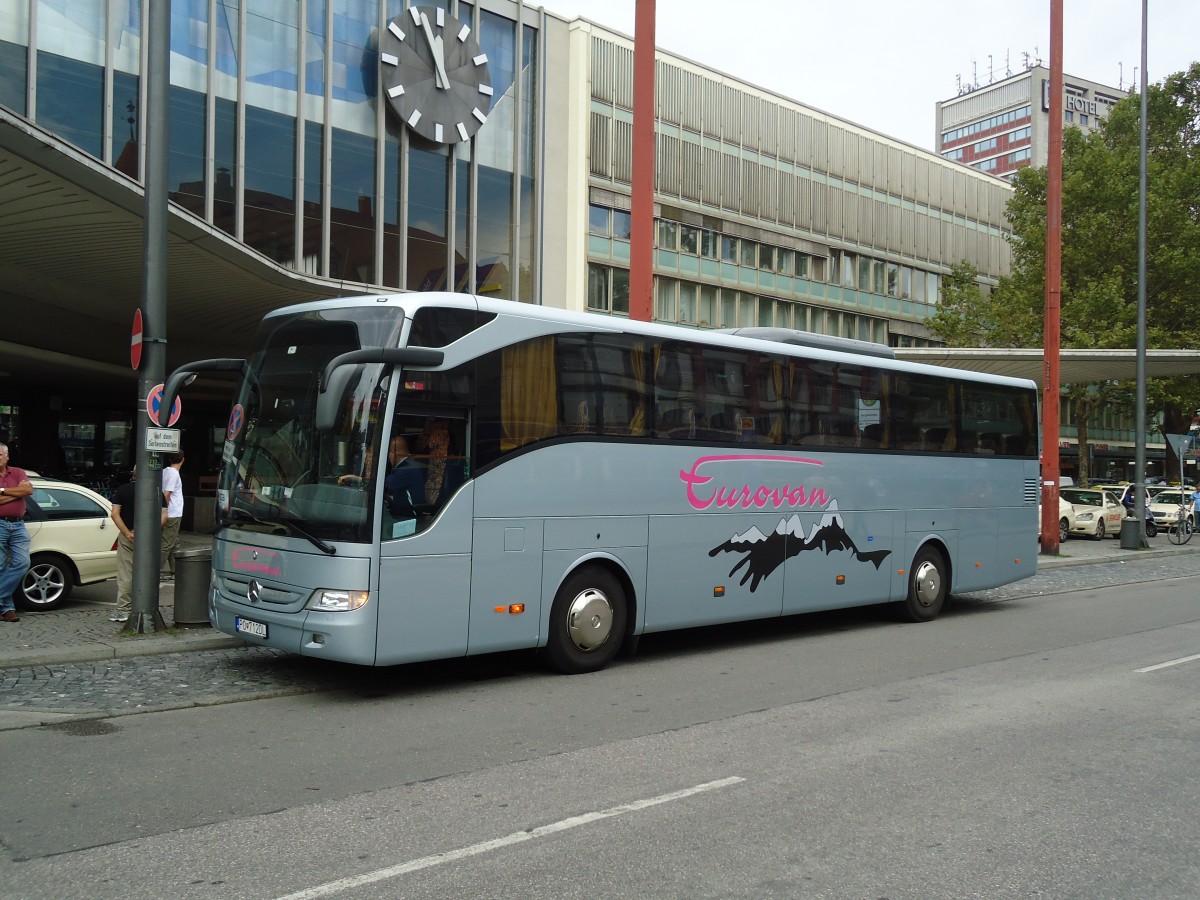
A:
[236,617,268,639]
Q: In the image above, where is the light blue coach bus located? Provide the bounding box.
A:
[177,293,1039,673]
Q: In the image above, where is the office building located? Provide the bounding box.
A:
[0,1,1023,490]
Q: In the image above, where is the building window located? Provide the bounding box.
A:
[721,235,738,263]
[613,209,632,240]
[588,263,608,310]
[657,219,678,250]
[680,224,699,255]
[776,248,793,276]
[589,205,611,235]
[589,263,630,314]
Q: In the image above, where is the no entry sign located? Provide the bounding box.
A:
[131,308,143,370]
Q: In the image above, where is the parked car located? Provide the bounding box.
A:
[12,476,118,611]
[1039,496,1077,544]
[1059,488,1125,540]
[1147,489,1198,534]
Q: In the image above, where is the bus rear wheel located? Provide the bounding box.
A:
[898,547,947,623]
[544,566,628,674]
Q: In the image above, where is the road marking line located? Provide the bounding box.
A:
[274,776,746,900]
[1135,653,1200,673]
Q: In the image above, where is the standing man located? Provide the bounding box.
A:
[0,443,33,623]
[109,467,166,623]
[160,451,185,581]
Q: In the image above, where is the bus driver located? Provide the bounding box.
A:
[384,434,425,519]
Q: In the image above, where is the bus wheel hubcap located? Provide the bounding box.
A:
[566,588,614,652]
[913,560,941,607]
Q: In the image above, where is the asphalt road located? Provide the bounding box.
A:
[0,555,1197,898]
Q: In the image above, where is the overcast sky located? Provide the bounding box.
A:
[539,0,1200,151]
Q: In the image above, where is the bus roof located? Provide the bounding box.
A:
[265,292,1038,391]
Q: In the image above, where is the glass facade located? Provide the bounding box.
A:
[0,0,539,299]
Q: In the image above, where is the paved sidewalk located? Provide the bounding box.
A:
[0,580,246,670]
[2,530,1195,675]
[0,531,245,671]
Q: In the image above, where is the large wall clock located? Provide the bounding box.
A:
[379,6,494,144]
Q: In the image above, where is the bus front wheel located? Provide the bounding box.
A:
[898,547,947,623]
[544,566,628,674]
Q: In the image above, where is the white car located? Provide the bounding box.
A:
[12,476,119,611]
[1039,497,1077,544]
[1147,490,1198,535]
[1059,488,1124,540]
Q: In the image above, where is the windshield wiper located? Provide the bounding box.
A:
[224,506,336,555]
[280,515,338,556]
[225,506,285,532]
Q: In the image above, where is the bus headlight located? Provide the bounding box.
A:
[307,590,370,612]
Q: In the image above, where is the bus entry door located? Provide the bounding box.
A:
[375,483,474,666]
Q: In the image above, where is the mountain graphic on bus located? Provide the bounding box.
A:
[709,501,893,591]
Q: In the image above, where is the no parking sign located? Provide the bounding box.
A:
[146,383,182,427]
[227,403,245,440]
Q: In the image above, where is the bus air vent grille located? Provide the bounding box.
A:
[1023,479,1039,503]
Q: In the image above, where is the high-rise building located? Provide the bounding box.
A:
[936,64,1127,180]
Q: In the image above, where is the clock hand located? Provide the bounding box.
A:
[419,12,450,90]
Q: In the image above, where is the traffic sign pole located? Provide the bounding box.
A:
[128,0,171,635]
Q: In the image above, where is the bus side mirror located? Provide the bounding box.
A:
[162,358,257,426]
[315,347,445,432]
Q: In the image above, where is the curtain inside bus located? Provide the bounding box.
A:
[500,337,557,451]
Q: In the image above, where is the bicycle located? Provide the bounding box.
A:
[1168,500,1194,545]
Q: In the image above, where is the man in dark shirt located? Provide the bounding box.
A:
[109,468,167,623]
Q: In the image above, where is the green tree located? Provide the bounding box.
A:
[929,63,1200,482]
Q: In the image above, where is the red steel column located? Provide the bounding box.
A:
[1041,0,1064,554]
[629,0,656,321]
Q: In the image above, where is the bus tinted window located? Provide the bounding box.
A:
[471,330,1038,471]
[409,307,495,347]
[556,335,650,437]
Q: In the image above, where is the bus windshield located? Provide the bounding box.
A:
[217,307,406,545]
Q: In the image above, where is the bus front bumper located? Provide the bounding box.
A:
[210,589,379,664]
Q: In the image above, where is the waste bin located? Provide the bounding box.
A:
[1119,516,1141,550]
[173,547,213,627]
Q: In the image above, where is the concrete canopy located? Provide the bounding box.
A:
[0,109,362,401]
[894,348,1200,388]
